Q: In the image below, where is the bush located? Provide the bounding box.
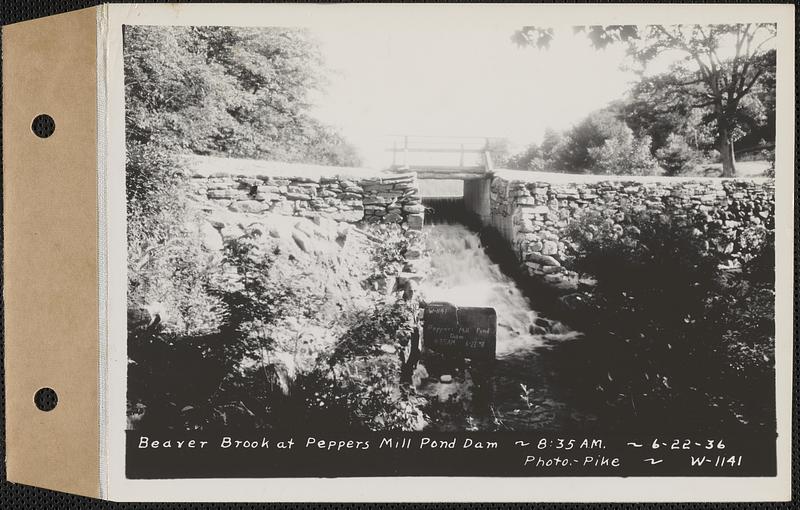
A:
[525,111,660,175]
[562,207,775,430]
[567,208,722,319]
[588,130,660,176]
[331,297,418,363]
[293,354,426,431]
[760,148,775,177]
[127,142,225,336]
[128,220,425,432]
[655,133,700,175]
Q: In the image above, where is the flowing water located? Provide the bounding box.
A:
[416,221,597,431]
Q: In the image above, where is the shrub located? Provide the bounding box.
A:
[562,207,774,430]
[760,148,775,177]
[705,148,722,163]
[294,355,426,431]
[588,130,660,176]
[568,208,723,318]
[367,223,412,276]
[127,150,224,335]
[655,133,701,175]
[330,297,419,363]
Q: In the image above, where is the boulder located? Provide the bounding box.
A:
[292,230,313,253]
[526,252,560,266]
[200,222,223,251]
[403,204,426,214]
[229,200,269,213]
[208,189,241,199]
[406,213,424,230]
[383,212,403,223]
[541,240,559,256]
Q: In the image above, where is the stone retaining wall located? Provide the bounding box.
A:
[486,173,775,288]
[190,171,425,230]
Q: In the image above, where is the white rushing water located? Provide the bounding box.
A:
[417,222,590,430]
[419,224,580,358]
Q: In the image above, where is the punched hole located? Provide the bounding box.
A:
[31,114,56,138]
[34,387,58,411]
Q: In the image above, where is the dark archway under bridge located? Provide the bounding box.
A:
[387,135,494,226]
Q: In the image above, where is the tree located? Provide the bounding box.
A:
[655,133,700,175]
[485,137,513,168]
[506,143,542,171]
[514,24,777,176]
[124,25,363,336]
[507,111,657,175]
[124,25,361,166]
[588,129,659,176]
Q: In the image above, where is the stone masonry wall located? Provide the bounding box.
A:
[190,171,425,230]
[487,173,775,289]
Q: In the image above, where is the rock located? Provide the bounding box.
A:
[286,192,312,201]
[543,273,566,285]
[440,374,453,383]
[526,252,560,266]
[412,364,429,387]
[208,189,240,199]
[336,210,364,223]
[383,212,403,223]
[542,240,559,255]
[220,224,245,240]
[515,197,537,206]
[229,200,269,213]
[403,204,426,214]
[529,325,547,335]
[291,176,320,184]
[406,213,424,230]
[364,196,391,205]
[292,231,312,253]
[200,222,223,251]
[255,192,281,202]
[293,220,317,239]
[380,344,397,354]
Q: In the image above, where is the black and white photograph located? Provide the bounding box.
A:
[121,8,783,483]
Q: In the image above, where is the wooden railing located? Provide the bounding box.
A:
[387,135,494,179]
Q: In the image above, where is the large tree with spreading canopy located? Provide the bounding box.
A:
[514,24,777,176]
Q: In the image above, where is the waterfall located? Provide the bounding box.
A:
[415,209,590,430]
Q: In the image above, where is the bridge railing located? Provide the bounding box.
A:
[387,135,494,179]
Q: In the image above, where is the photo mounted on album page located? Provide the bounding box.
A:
[62,1,794,502]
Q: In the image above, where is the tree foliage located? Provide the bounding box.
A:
[124,25,360,165]
[560,209,775,430]
[514,24,777,176]
[507,111,658,175]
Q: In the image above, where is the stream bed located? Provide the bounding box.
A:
[415,222,598,431]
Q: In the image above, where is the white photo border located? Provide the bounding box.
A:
[102,2,794,502]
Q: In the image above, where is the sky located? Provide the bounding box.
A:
[309,26,636,168]
[308,25,773,169]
